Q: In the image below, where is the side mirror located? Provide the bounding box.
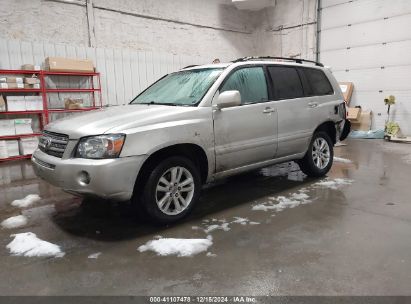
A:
[215,90,241,109]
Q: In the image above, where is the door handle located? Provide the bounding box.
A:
[308,102,318,108]
[263,107,276,114]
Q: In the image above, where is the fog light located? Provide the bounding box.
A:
[78,171,90,185]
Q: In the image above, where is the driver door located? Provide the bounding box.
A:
[213,66,278,172]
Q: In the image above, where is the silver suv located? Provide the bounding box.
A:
[32,57,350,224]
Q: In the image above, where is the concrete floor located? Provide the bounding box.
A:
[0,139,411,296]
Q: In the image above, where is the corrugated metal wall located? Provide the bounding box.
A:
[319,0,411,134]
[0,38,210,107]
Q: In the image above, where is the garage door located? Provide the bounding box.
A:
[319,0,411,134]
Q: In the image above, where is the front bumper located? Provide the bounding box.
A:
[31,149,147,201]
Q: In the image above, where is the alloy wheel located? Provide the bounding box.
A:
[155,166,195,215]
[312,137,330,169]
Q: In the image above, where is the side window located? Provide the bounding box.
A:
[220,67,268,104]
[268,66,304,100]
[302,68,334,96]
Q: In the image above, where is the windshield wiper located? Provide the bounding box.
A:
[140,101,178,106]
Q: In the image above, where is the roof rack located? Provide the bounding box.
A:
[232,56,324,67]
[182,65,199,69]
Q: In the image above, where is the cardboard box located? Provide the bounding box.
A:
[339,82,354,105]
[347,107,362,122]
[351,111,372,131]
[6,77,23,84]
[21,64,41,71]
[64,98,83,109]
[0,141,8,159]
[25,96,43,111]
[0,83,25,89]
[0,120,16,136]
[23,83,41,89]
[14,119,33,135]
[6,140,19,157]
[45,57,94,72]
[0,95,5,111]
[19,137,39,155]
[6,96,26,111]
[24,77,40,85]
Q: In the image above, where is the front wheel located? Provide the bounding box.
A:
[135,156,201,224]
[298,131,334,177]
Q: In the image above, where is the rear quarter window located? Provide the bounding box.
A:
[301,68,334,96]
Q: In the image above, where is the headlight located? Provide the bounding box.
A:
[76,134,125,159]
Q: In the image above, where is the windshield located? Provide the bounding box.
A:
[131,68,223,106]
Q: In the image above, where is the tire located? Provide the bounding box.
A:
[298,131,334,177]
[135,156,201,224]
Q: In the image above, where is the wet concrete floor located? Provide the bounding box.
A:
[0,139,411,295]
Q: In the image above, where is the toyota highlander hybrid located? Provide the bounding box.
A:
[32,57,350,224]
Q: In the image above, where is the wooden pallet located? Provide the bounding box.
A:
[389,136,411,143]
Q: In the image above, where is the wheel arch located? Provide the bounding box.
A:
[133,143,209,197]
[313,120,337,145]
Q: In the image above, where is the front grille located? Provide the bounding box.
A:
[39,131,69,158]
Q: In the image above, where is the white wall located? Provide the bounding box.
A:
[319,0,411,134]
[0,0,319,62]
[0,0,258,61]
[254,0,318,60]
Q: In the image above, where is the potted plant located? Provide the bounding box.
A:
[384,95,399,140]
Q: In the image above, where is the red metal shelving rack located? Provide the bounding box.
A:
[0,69,102,162]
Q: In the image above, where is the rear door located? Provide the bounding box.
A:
[299,67,337,135]
[213,66,278,171]
[267,65,312,157]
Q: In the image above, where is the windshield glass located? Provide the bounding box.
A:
[131,68,223,106]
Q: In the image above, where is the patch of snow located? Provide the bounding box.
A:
[252,204,273,212]
[198,216,262,234]
[314,178,354,190]
[290,192,310,200]
[7,232,64,258]
[11,194,41,208]
[1,215,28,229]
[138,237,213,257]
[88,252,102,259]
[333,156,353,163]
[206,252,217,257]
[204,222,230,234]
[274,196,304,211]
[252,190,312,213]
[232,217,249,225]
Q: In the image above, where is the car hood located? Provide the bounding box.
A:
[44,105,198,139]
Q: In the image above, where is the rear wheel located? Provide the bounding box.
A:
[135,156,201,224]
[298,131,333,177]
